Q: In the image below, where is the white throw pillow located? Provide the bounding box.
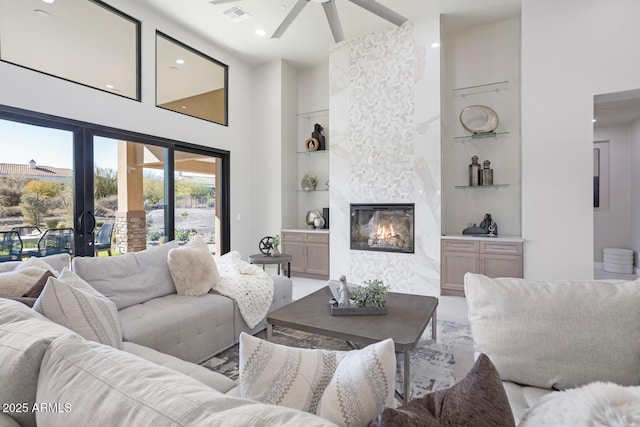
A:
[0,257,58,298]
[519,382,640,427]
[167,235,220,296]
[239,332,395,426]
[33,268,123,349]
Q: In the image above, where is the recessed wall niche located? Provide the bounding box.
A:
[156,32,228,126]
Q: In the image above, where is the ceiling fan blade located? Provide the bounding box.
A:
[272,0,310,39]
[209,0,241,5]
[322,1,345,43]
[347,0,407,26]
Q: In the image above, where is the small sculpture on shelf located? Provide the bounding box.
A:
[469,155,480,186]
[312,123,326,150]
[338,275,350,308]
[480,160,494,186]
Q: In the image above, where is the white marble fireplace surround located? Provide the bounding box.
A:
[329,20,441,296]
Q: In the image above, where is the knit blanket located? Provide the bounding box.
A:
[213,251,274,329]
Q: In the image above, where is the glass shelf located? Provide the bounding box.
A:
[297,189,329,193]
[297,109,329,119]
[297,149,329,154]
[453,81,509,97]
[453,131,510,141]
[455,184,510,190]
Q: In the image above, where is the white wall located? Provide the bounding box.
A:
[631,117,640,266]
[593,126,631,261]
[0,0,260,257]
[441,17,521,236]
[329,19,442,295]
[281,62,300,230]
[521,0,640,279]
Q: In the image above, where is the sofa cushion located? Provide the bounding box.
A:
[501,382,553,425]
[72,240,179,310]
[36,333,335,427]
[465,273,640,390]
[22,270,55,298]
[0,299,73,427]
[33,269,123,349]
[0,253,69,274]
[118,292,235,363]
[371,354,515,427]
[518,382,640,427]
[122,341,237,393]
[167,235,220,296]
[239,332,396,426]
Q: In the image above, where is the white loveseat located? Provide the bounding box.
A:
[464,272,640,425]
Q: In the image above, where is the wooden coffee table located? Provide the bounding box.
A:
[266,286,438,402]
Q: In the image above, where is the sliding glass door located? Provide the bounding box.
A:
[0,105,229,259]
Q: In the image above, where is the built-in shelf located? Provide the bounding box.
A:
[297,189,329,193]
[297,109,329,119]
[453,81,509,97]
[454,131,510,141]
[297,149,329,155]
[455,184,510,190]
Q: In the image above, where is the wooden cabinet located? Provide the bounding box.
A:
[281,231,329,279]
[441,238,523,296]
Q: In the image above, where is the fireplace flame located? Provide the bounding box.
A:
[369,222,404,248]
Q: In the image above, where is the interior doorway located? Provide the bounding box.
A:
[593,89,640,279]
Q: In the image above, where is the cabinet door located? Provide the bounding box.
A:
[305,242,329,276]
[480,254,523,278]
[441,251,479,296]
[282,241,305,273]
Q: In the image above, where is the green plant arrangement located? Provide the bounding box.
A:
[350,279,388,308]
[272,234,281,247]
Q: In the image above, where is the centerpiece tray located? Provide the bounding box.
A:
[328,304,387,316]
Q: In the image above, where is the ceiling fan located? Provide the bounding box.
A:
[210,0,407,43]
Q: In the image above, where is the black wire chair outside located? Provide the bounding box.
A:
[35,228,74,257]
[94,223,114,256]
[0,231,23,262]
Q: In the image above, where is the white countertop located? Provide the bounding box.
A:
[281,228,330,234]
[442,234,524,243]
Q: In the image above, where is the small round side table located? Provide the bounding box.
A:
[248,253,292,278]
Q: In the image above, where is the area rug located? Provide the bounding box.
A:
[201,320,474,398]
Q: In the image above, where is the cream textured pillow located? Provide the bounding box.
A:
[33,268,123,349]
[0,257,58,298]
[167,235,220,296]
[239,332,395,426]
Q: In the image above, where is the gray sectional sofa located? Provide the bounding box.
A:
[71,240,293,363]
[0,298,333,426]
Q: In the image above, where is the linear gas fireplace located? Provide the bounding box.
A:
[350,203,415,254]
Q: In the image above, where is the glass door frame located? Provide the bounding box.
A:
[0,104,230,256]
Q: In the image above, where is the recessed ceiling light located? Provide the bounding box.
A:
[176,59,185,65]
[181,106,187,109]
[41,0,55,3]
[431,42,440,48]
[106,84,115,89]
[256,28,266,37]
[34,9,50,16]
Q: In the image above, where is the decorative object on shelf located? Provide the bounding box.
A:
[330,278,388,316]
[469,155,480,186]
[271,234,281,257]
[258,236,274,256]
[322,207,330,229]
[338,275,350,307]
[480,160,494,186]
[460,105,499,134]
[301,174,318,191]
[313,216,325,229]
[305,137,319,151]
[312,123,326,150]
[305,210,322,229]
[462,213,499,236]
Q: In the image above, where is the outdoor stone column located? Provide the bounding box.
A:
[115,140,147,254]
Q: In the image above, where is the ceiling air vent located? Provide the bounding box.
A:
[220,5,252,23]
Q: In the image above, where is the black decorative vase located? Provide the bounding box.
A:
[312,123,326,150]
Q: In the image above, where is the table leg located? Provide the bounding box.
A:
[431,309,437,342]
[277,263,281,275]
[287,262,291,278]
[267,323,273,341]
[403,350,411,402]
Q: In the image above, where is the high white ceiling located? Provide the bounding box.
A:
[594,89,640,128]
[136,0,522,69]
